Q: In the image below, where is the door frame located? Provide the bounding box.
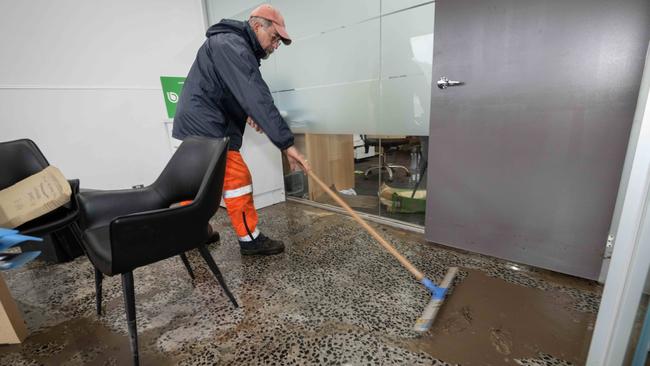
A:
[587,43,650,365]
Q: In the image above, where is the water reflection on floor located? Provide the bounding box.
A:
[0,202,600,365]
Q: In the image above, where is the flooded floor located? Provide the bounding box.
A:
[0,202,601,365]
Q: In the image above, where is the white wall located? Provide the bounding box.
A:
[0,0,206,189]
[0,0,286,209]
[0,0,204,189]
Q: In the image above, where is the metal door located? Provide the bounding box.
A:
[426,0,650,279]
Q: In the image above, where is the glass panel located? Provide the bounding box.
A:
[352,134,382,217]
[379,3,433,136]
[381,3,434,79]
[273,19,380,92]
[273,81,380,134]
[381,0,433,15]
[203,0,434,227]
[374,135,427,226]
[271,0,380,39]
[260,56,278,91]
[204,1,262,24]
[375,1,433,225]
[286,133,382,219]
[379,77,431,135]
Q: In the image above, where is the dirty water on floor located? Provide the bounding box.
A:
[406,269,595,365]
[0,202,601,365]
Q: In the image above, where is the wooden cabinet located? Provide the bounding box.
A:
[292,134,355,201]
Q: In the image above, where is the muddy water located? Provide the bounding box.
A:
[0,316,176,365]
[406,269,596,365]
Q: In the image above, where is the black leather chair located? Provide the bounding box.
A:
[77,136,238,366]
[0,139,83,261]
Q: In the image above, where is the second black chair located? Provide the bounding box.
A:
[0,138,83,262]
[77,136,237,366]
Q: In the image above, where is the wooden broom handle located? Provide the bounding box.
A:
[307,171,425,281]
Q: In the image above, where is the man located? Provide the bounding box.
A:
[173,4,309,256]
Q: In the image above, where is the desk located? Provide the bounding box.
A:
[293,134,355,201]
[0,273,27,344]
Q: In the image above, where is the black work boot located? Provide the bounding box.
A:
[239,233,285,256]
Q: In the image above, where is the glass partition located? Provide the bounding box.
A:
[204,0,435,227]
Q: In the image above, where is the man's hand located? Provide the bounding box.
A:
[284,146,310,173]
[246,116,264,134]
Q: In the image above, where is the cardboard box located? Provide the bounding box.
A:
[0,166,71,228]
[0,273,27,344]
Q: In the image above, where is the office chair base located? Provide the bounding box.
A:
[364,165,410,181]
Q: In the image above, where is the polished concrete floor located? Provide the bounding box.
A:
[0,202,601,365]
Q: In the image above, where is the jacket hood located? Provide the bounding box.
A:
[206,19,266,63]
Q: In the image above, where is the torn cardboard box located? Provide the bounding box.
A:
[0,166,71,228]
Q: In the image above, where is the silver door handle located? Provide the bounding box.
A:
[437,77,464,89]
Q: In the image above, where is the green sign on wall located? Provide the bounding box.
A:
[160,76,186,118]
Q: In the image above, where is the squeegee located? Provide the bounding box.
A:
[307,170,458,333]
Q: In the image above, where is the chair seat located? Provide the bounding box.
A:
[368,138,409,146]
[82,226,112,275]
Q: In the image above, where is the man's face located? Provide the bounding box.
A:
[255,23,282,58]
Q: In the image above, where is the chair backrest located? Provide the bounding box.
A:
[152,136,229,220]
[105,137,229,274]
[0,139,49,190]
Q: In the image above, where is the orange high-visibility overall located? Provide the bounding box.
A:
[222,151,259,241]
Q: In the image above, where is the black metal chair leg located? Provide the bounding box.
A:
[178,253,195,280]
[94,267,103,316]
[197,245,239,308]
[121,272,139,366]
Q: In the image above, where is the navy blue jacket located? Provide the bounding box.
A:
[172,19,294,151]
